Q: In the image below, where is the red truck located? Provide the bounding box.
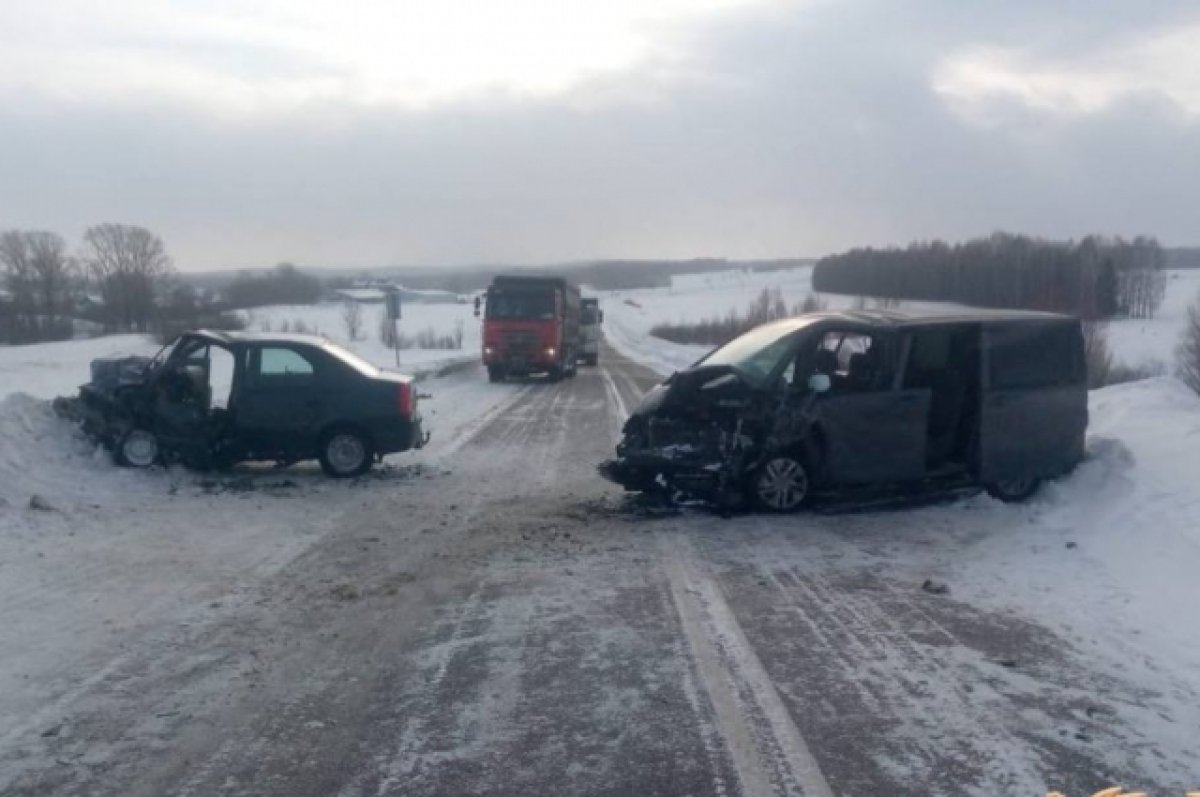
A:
[478,275,581,382]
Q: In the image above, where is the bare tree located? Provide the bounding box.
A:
[1177,291,1200,396]
[27,232,74,331]
[82,224,173,332]
[0,231,36,340]
[341,299,363,341]
[0,230,75,341]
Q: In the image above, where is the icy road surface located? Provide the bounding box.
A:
[1,345,1198,796]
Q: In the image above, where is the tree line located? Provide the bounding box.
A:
[812,233,1167,320]
[1,224,174,343]
[1,224,335,345]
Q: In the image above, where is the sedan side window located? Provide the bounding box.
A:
[252,347,317,385]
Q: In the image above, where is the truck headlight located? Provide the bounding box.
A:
[484,346,494,355]
[545,347,556,357]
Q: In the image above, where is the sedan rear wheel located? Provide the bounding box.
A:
[752,455,810,513]
[319,429,373,478]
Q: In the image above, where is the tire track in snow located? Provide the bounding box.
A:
[662,534,835,797]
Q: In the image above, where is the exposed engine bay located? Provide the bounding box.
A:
[599,365,819,507]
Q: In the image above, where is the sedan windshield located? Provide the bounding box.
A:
[699,319,812,385]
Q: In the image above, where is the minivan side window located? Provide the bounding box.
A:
[813,331,887,392]
[989,324,1082,389]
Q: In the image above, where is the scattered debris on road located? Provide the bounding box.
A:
[921,578,950,595]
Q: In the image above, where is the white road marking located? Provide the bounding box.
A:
[598,363,631,439]
[663,534,835,797]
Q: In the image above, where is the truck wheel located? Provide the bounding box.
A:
[487,366,505,383]
[750,454,811,513]
[319,428,373,478]
[985,477,1041,503]
[587,354,599,367]
[546,367,563,383]
[116,428,159,469]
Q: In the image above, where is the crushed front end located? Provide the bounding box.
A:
[599,366,772,506]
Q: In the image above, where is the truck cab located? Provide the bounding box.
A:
[481,276,581,382]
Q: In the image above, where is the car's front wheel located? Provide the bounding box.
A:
[319,428,373,478]
[116,428,159,469]
[751,454,811,513]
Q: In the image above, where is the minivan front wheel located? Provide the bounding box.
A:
[319,429,373,478]
[751,455,811,513]
[986,477,1042,503]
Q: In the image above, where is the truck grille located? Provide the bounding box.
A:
[502,330,539,357]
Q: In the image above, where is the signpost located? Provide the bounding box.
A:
[385,288,402,367]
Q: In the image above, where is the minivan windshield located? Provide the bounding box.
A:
[698,319,813,385]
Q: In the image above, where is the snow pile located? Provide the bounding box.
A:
[0,393,179,510]
[954,377,1200,688]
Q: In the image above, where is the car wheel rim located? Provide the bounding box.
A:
[327,434,366,474]
[756,457,808,511]
[123,430,158,468]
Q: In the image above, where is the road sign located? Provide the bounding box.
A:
[385,289,402,320]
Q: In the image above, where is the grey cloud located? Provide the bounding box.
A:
[0,0,1196,270]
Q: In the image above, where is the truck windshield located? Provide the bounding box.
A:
[698,319,812,385]
[487,292,556,320]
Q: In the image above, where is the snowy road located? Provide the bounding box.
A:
[2,344,1197,796]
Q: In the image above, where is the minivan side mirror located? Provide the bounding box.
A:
[807,373,831,394]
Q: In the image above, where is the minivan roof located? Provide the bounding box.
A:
[781,306,1076,331]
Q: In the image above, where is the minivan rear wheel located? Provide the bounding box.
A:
[985,477,1041,503]
[751,455,811,513]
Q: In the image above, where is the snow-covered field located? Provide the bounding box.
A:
[239,300,480,374]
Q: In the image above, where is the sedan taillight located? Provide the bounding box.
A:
[397,382,414,417]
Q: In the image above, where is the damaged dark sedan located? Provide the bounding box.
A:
[601,309,1088,511]
[74,330,425,477]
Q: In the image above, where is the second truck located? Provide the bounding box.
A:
[480,275,581,382]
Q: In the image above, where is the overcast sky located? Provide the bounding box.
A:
[1,0,1197,271]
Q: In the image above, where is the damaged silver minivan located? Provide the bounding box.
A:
[600,309,1087,511]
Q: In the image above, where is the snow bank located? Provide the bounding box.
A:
[952,377,1200,690]
[0,393,170,507]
